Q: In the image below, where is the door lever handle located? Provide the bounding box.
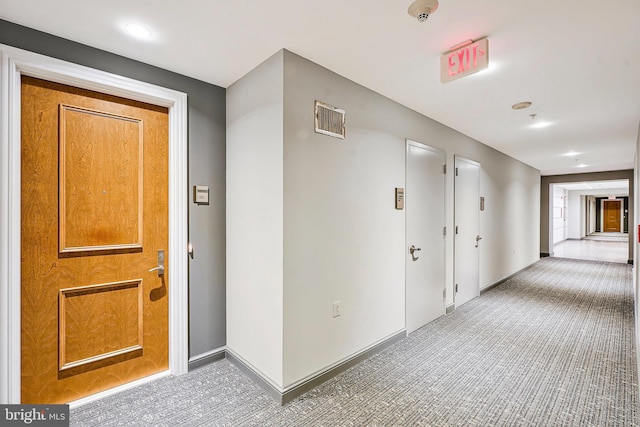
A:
[475,235,482,248]
[148,266,165,276]
[409,245,422,260]
[149,249,165,276]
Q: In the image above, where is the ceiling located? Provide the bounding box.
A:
[1,0,639,176]
[554,180,629,194]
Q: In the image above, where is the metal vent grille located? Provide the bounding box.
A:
[314,101,345,139]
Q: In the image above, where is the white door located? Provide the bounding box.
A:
[454,156,480,307]
[406,140,446,334]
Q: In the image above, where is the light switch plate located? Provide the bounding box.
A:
[193,186,209,205]
[332,301,341,318]
[395,188,404,210]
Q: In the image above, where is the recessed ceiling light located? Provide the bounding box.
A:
[512,101,532,110]
[530,121,553,129]
[124,23,151,39]
[562,151,580,157]
[576,164,587,168]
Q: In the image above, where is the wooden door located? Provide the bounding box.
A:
[603,200,621,232]
[21,76,169,404]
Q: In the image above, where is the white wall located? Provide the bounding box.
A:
[588,196,596,234]
[567,192,582,238]
[228,49,541,391]
[478,153,540,289]
[552,186,567,243]
[226,52,284,386]
[282,53,407,387]
[281,51,540,387]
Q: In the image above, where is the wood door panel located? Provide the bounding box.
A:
[59,105,143,252]
[59,280,143,370]
[603,200,621,232]
[21,76,169,404]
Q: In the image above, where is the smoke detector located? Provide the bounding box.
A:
[408,0,439,22]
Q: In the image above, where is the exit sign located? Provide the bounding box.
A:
[441,38,489,83]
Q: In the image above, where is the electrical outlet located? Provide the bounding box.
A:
[332,300,341,318]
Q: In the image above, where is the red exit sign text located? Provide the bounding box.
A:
[440,38,489,83]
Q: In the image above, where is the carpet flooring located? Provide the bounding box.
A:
[71,258,639,426]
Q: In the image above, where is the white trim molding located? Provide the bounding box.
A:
[0,44,189,404]
[68,371,171,409]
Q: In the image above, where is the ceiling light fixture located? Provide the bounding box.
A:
[124,23,151,39]
[530,121,552,129]
[408,0,439,22]
[512,101,532,110]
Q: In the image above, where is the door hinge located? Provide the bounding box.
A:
[443,164,447,174]
[443,226,447,236]
[455,225,459,234]
[455,167,459,176]
[443,288,446,298]
[455,284,459,293]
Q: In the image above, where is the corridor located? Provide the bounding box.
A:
[553,233,629,264]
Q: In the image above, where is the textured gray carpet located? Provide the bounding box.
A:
[71,258,639,426]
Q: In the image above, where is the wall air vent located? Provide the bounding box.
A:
[314,101,345,139]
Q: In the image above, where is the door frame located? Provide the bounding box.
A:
[0,45,189,404]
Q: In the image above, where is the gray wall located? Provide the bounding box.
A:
[0,19,226,359]
[540,170,634,262]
